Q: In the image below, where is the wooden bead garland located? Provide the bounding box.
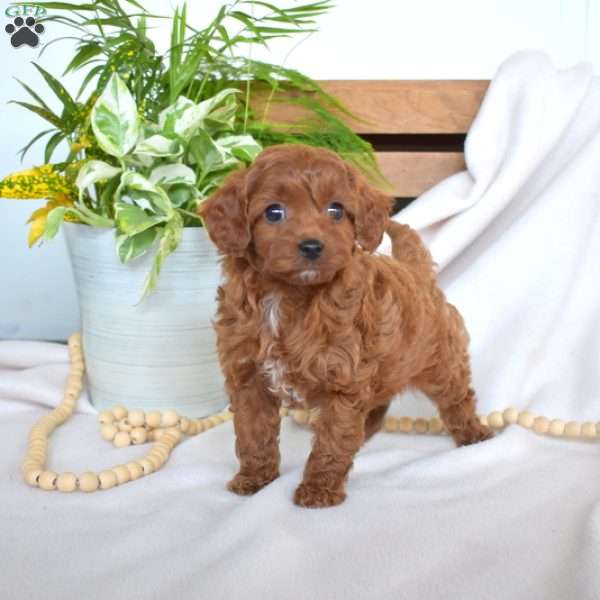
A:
[21,331,600,494]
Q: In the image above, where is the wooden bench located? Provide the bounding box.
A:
[256,80,489,211]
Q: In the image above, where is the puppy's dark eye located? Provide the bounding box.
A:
[327,201,344,221]
[264,203,286,223]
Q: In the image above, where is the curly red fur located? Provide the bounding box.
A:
[199,144,492,509]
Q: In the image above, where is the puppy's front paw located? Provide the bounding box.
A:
[454,420,494,446]
[293,482,346,508]
[227,472,279,496]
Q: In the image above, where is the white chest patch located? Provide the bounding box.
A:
[262,292,280,336]
[260,293,303,406]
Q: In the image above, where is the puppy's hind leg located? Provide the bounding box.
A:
[363,403,390,442]
[415,304,493,447]
[432,384,493,446]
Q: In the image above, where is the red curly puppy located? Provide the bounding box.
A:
[199,144,492,509]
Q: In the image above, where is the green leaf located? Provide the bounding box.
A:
[17,129,54,161]
[42,207,67,240]
[167,184,195,208]
[149,164,196,188]
[63,43,103,75]
[158,96,196,140]
[116,227,158,263]
[196,88,239,126]
[134,134,183,158]
[189,130,238,178]
[91,73,140,157]
[10,101,62,128]
[44,132,65,163]
[75,160,122,199]
[158,89,239,141]
[114,201,167,236]
[140,214,183,299]
[15,78,51,112]
[42,205,112,239]
[216,134,262,164]
[118,172,174,218]
[76,64,105,98]
[123,0,149,12]
[32,63,78,116]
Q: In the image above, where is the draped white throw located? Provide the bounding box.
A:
[2,51,600,599]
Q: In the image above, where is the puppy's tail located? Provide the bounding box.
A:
[386,220,434,269]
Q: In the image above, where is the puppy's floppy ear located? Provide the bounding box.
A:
[346,163,393,252]
[198,168,250,256]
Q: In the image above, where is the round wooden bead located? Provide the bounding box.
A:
[565,421,581,437]
[26,454,46,467]
[146,411,162,428]
[22,459,43,473]
[149,446,169,461]
[179,417,191,434]
[383,418,398,432]
[38,470,58,491]
[113,465,131,485]
[79,472,99,492]
[100,424,118,442]
[24,469,42,487]
[503,408,520,424]
[154,441,172,455]
[54,406,71,421]
[128,410,145,427]
[427,417,442,434]
[112,406,128,420]
[488,411,504,428]
[27,438,48,452]
[56,472,77,492]
[145,454,163,470]
[533,416,550,434]
[164,428,183,442]
[114,432,132,448]
[398,417,413,433]
[414,418,428,434]
[479,414,488,427]
[99,470,118,490]
[130,427,148,445]
[126,462,143,481]
[117,418,133,432]
[161,410,179,428]
[208,415,222,427]
[153,429,166,441]
[138,458,154,475]
[518,411,535,428]
[582,422,596,438]
[549,419,565,436]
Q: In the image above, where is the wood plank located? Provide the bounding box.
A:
[376,152,466,197]
[252,81,489,134]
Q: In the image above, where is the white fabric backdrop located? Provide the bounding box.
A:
[2,51,600,599]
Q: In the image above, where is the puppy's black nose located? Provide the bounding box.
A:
[298,238,324,260]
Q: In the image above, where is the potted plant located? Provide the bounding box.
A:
[0,0,382,415]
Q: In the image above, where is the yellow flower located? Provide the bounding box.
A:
[70,134,92,153]
[26,193,78,247]
[0,165,73,199]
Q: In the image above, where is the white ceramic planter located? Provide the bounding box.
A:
[63,222,227,417]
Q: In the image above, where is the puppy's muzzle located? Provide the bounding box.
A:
[298,239,324,261]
